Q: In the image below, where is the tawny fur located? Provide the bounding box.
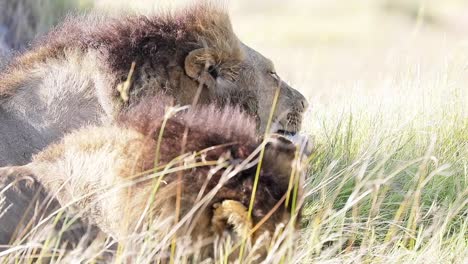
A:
[0,169,99,251]
[1,95,306,258]
[0,2,308,167]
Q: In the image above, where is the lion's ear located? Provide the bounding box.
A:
[184,48,218,89]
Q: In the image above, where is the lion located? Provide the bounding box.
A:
[0,43,9,70]
[0,94,308,260]
[0,2,308,167]
[0,172,100,250]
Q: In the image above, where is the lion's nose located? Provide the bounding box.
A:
[293,91,308,112]
[281,82,309,113]
[289,86,308,112]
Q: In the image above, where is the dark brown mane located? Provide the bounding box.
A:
[0,2,240,97]
[117,94,257,165]
[116,94,298,229]
[40,13,197,83]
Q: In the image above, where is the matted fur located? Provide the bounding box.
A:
[1,94,306,259]
[0,2,307,168]
[0,3,241,97]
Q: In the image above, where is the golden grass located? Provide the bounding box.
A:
[0,0,467,263]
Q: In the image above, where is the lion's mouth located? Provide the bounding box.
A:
[276,129,297,137]
[272,128,314,157]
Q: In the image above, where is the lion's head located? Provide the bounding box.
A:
[2,94,307,260]
[181,40,308,134]
[0,3,307,134]
[98,3,308,134]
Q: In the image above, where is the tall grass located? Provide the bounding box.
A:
[0,0,467,263]
[301,84,467,263]
[1,68,464,263]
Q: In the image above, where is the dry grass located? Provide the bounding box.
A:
[0,0,467,263]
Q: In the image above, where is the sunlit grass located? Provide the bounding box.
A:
[301,82,467,263]
[0,0,467,263]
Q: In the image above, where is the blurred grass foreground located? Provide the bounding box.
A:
[0,0,467,263]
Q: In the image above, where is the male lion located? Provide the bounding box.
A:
[0,2,308,167]
[0,94,307,261]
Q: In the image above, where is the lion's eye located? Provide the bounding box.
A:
[269,71,279,80]
[208,65,219,79]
